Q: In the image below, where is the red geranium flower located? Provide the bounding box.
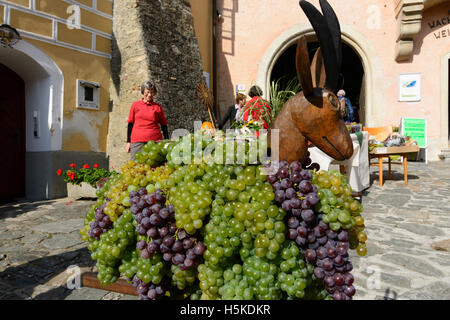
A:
[70,163,76,168]
[94,163,99,168]
[57,169,63,176]
[83,164,89,169]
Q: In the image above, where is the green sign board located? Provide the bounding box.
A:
[401,118,427,147]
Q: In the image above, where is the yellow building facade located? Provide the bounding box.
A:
[0,0,214,201]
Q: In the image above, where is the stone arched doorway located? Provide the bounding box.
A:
[270,40,364,123]
[257,23,382,127]
[0,39,63,200]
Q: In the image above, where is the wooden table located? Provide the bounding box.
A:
[369,145,420,186]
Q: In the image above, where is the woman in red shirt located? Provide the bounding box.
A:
[242,85,272,129]
[125,81,169,160]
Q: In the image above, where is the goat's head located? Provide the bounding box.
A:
[270,0,353,162]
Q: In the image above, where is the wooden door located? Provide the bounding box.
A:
[0,63,25,202]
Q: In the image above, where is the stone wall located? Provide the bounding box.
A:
[107,0,210,169]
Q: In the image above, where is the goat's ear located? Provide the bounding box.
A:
[296,36,314,97]
[311,48,326,88]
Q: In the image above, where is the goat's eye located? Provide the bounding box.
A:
[328,95,339,109]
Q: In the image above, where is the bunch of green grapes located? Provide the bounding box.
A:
[170,264,197,291]
[277,241,314,299]
[241,255,282,300]
[168,164,213,234]
[312,170,367,256]
[118,249,139,280]
[197,261,227,300]
[218,264,251,300]
[88,209,136,285]
[135,139,171,167]
[134,252,166,285]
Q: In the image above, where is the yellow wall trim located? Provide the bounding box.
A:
[0,0,112,38]
[10,8,53,37]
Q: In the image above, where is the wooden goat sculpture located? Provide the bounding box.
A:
[270,0,353,163]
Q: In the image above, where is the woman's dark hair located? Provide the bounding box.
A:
[141,80,157,94]
[248,85,263,98]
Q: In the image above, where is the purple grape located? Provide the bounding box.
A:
[137,199,147,209]
[324,276,335,288]
[193,242,206,255]
[184,258,194,268]
[158,226,169,238]
[306,233,316,244]
[273,181,282,191]
[288,229,298,240]
[333,273,345,286]
[137,226,147,236]
[287,217,299,229]
[301,199,312,210]
[337,230,349,242]
[98,221,106,228]
[289,161,302,172]
[130,205,139,215]
[326,229,337,239]
[178,230,188,240]
[322,258,333,271]
[281,200,291,212]
[160,244,170,253]
[140,249,150,259]
[344,285,356,297]
[172,240,183,253]
[295,236,306,246]
[267,175,277,184]
[142,217,151,229]
[344,273,354,285]
[301,209,315,223]
[168,223,177,235]
[306,193,319,206]
[305,249,316,263]
[308,242,319,250]
[141,208,150,218]
[332,291,344,300]
[290,172,302,184]
[314,267,325,279]
[183,238,194,249]
[148,242,159,254]
[150,204,162,214]
[146,194,156,205]
[280,178,292,189]
[285,188,297,199]
[186,249,196,259]
[317,236,328,245]
[297,226,308,238]
[300,169,312,180]
[334,255,344,266]
[345,262,353,272]
[290,198,301,209]
[129,191,138,198]
[146,227,158,239]
[316,247,328,259]
[173,253,185,264]
[292,208,302,217]
[92,228,102,238]
[159,208,169,219]
[327,247,338,258]
[136,240,147,250]
[163,252,173,261]
[149,214,162,226]
[275,190,285,203]
[162,236,175,248]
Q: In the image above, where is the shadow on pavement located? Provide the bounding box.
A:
[0,199,58,221]
[0,247,95,300]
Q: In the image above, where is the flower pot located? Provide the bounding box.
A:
[67,182,97,199]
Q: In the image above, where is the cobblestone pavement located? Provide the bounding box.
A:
[0,161,449,300]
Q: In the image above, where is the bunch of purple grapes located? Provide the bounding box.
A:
[303,227,355,300]
[130,188,206,270]
[131,275,169,300]
[88,200,113,239]
[267,160,356,300]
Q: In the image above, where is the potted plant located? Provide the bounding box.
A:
[57,163,116,198]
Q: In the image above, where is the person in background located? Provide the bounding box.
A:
[242,85,272,129]
[219,93,247,130]
[126,80,169,161]
[337,89,354,123]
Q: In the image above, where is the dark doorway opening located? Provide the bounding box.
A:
[0,63,25,203]
[270,41,365,123]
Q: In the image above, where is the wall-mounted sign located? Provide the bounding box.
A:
[398,73,421,102]
[76,79,100,110]
[401,117,427,163]
[236,84,246,95]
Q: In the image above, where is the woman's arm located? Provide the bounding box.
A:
[126,104,135,152]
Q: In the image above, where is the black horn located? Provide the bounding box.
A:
[299,0,340,92]
[319,0,342,70]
